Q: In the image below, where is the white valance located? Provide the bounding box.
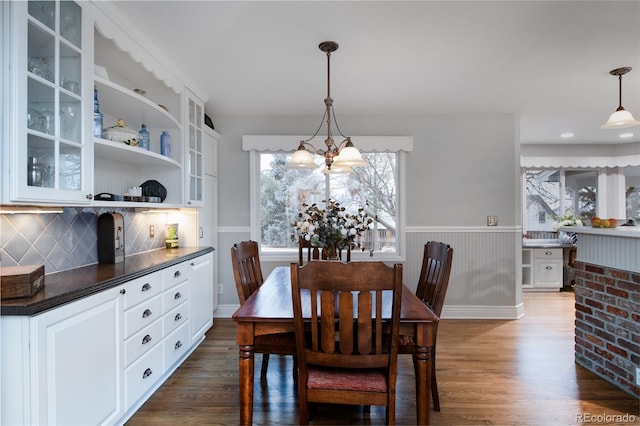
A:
[520,142,640,168]
[242,135,414,152]
[521,154,640,168]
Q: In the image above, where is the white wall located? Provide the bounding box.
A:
[213,113,522,318]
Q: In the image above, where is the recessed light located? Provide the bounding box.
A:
[619,133,634,138]
[560,132,574,138]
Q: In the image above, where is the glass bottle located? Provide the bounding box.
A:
[138,124,150,150]
[160,131,171,157]
[93,87,103,138]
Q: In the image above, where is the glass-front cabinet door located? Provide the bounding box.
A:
[4,0,92,204]
[184,89,204,206]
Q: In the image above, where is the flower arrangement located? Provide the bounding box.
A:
[291,199,373,257]
[553,213,583,230]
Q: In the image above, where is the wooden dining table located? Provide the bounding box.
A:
[232,264,439,425]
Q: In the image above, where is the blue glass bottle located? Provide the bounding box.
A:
[138,124,150,150]
[160,131,171,157]
[93,87,103,138]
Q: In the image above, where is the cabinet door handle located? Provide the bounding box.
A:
[142,309,152,318]
[142,368,153,379]
[190,262,195,267]
[141,283,151,292]
[174,270,181,278]
[545,251,552,256]
[175,341,182,350]
[175,313,182,322]
[546,266,553,270]
[174,292,182,300]
[142,334,152,344]
[86,194,93,200]
[120,289,126,295]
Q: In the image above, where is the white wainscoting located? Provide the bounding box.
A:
[218,226,524,319]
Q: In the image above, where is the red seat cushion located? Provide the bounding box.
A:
[307,367,387,392]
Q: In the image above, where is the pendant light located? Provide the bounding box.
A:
[601,67,640,129]
[286,41,367,172]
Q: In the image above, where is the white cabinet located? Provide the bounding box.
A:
[32,284,125,425]
[3,0,93,204]
[189,252,214,341]
[1,252,213,425]
[184,89,205,206]
[522,248,563,291]
[200,125,218,314]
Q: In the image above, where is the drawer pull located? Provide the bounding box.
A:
[142,334,152,344]
[545,251,552,256]
[175,341,182,350]
[546,266,553,270]
[141,283,152,292]
[175,313,182,321]
[142,309,152,318]
[142,368,153,379]
[190,262,195,266]
[120,289,126,295]
[174,292,182,300]
[174,270,182,278]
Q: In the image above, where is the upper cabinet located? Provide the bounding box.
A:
[2,0,213,208]
[3,0,93,204]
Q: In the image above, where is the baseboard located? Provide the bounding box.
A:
[441,302,525,320]
[214,304,241,318]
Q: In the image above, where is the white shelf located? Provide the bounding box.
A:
[94,138,181,168]
[94,76,180,129]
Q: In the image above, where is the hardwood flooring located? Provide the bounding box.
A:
[126,292,639,425]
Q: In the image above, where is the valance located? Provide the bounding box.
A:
[242,135,414,152]
[520,142,640,168]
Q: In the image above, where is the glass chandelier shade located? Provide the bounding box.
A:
[286,41,367,172]
[601,67,640,129]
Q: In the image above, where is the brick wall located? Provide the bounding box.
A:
[574,261,640,397]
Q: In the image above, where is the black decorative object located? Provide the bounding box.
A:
[140,179,167,202]
[204,113,214,130]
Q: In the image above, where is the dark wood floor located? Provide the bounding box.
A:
[126,292,639,425]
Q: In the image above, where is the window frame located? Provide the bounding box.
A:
[244,135,413,262]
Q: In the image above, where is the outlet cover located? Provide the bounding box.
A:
[487,216,498,226]
[218,284,224,294]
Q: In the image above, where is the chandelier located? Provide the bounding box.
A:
[286,41,367,173]
[601,67,640,129]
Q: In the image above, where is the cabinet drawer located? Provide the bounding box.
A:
[125,343,164,409]
[164,281,189,312]
[124,294,163,338]
[124,318,163,367]
[163,262,189,290]
[533,248,562,259]
[123,271,162,310]
[164,301,189,336]
[164,321,190,369]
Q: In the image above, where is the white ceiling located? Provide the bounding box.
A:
[110,1,640,145]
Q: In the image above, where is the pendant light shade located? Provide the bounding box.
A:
[286,41,367,172]
[602,67,640,129]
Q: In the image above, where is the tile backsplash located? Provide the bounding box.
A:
[1,207,168,273]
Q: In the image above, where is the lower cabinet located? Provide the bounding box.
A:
[522,247,563,291]
[0,252,213,426]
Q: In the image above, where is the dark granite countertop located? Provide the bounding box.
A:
[1,247,214,316]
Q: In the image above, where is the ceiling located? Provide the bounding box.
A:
[110,1,640,145]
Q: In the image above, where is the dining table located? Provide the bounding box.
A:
[232,264,439,425]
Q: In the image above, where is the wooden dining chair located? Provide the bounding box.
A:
[298,237,351,265]
[231,240,296,379]
[401,240,453,411]
[290,261,403,425]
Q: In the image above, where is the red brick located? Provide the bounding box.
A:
[606,305,629,319]
[584,280,605,292]
[631,273,640,284]
[604,343,628,358]
[575,303,592,314]
[609,269,630,280]
[618,338,640,355]
[595,346,615,360]
[617,280,640,293]
[585,264,605,274]
[596,275,616,286]
[584,298,604,310]
[606,286,629,299]
[585,333,604,346]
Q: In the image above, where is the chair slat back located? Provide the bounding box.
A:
[231,240,264,305]
[291,261,403,369]
[415,241,453,316]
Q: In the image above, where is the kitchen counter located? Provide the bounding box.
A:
[522,239,575,248]
[1,246,214,316]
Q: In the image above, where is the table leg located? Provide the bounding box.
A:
[413,325,432,425]
[239,344,255,425]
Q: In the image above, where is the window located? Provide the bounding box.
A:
[524,169,597,231]
[245,135,413,261]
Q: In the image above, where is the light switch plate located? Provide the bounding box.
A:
[487,216,498,226]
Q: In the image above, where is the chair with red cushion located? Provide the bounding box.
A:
[231,240,296,379]
[290,261,403,424]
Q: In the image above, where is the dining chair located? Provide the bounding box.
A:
[290,261,403,425]
[400,240,453,411]
[298,237,351,265]
[231,240,296,379]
